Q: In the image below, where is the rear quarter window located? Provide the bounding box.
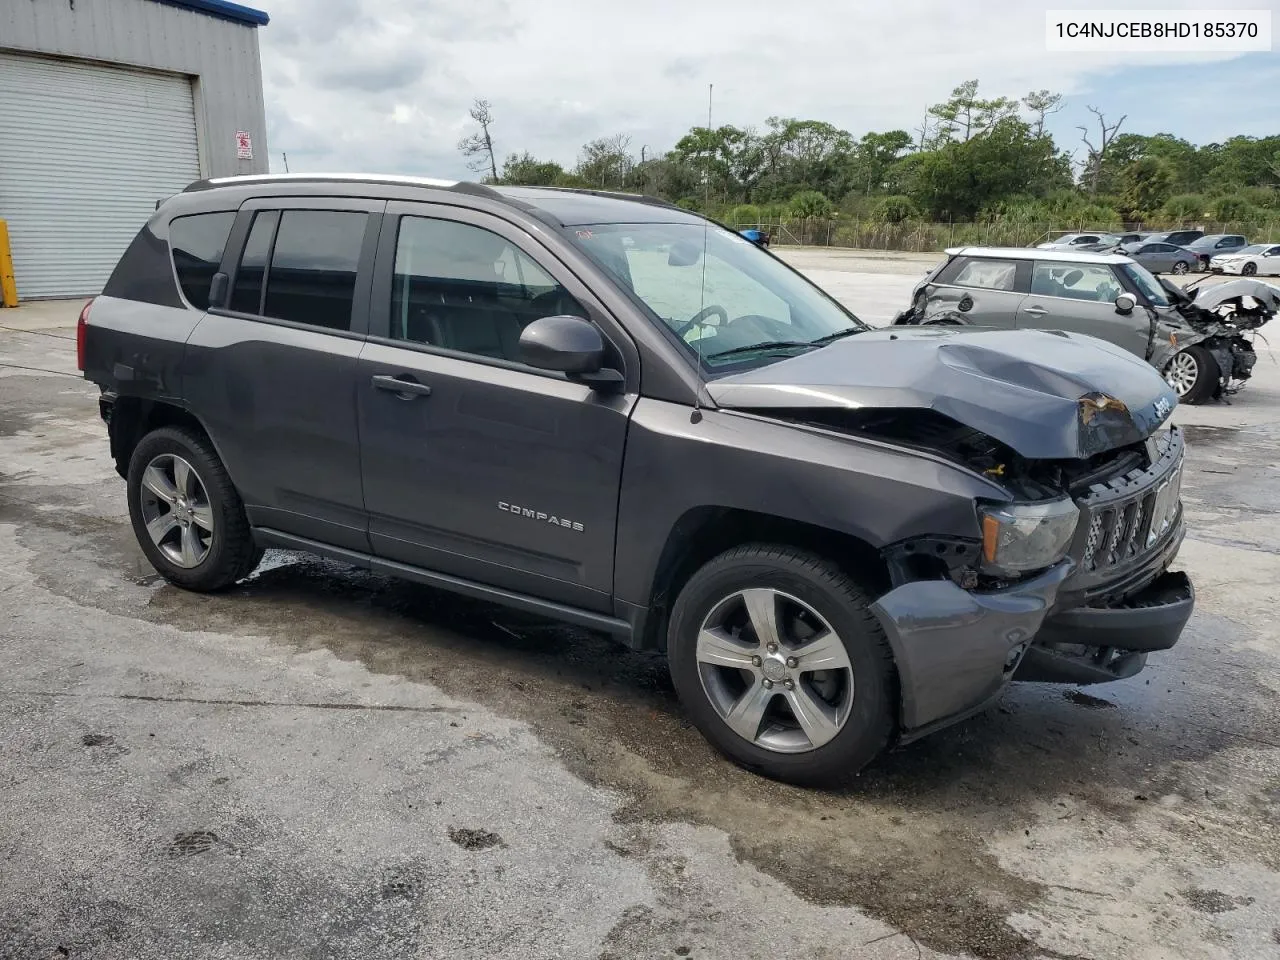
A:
[170,212,236,309]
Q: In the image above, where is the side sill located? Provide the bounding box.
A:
[251,527,634,640]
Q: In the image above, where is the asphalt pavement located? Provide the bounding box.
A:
[2,252,1279,960]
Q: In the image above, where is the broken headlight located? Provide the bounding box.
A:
[979,497,1079,576]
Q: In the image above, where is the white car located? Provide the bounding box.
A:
[1210,243,1280,276]
[1035,233,1119,253]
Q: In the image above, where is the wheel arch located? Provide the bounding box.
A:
[632,505,891,651]
[108,398,228,481]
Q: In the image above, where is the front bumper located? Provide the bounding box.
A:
[873,428,1192,738]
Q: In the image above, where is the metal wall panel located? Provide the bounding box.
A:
[0,0,268,179]
[0,51,200,298]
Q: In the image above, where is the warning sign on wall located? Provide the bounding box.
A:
[236,130,253,160]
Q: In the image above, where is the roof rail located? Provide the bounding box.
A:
[503,185,679,209]
[182,172,498,196]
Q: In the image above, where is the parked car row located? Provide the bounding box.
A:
[1035,230,1271,274]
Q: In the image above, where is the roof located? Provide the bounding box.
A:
[153,0,269,27]
[945,246,1133,265]
[184,173,700,226]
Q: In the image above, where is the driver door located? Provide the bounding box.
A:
[356,203,638,611]
[1017,260,1149,357]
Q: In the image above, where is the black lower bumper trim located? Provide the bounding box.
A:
[1039,570,1193,653]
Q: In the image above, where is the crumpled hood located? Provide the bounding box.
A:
[707,327,1178,460]
[1192,278,1280,312]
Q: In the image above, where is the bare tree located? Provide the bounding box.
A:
[1077,106,1125,195]
[457,98,498,182]
[1022,89,1064,138]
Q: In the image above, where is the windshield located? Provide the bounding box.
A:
[1236,244,1269,255]
[566,221,867,370]
[1118,261,1170,307]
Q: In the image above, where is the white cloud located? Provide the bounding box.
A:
[257,0,1277,177]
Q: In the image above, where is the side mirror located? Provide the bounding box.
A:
[1114,292,1137,314]
[519,315,620,384]
[208,271,229,309]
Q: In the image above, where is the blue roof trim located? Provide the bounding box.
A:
[151,0,270,27]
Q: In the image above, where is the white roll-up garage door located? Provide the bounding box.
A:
[0,51,201,299]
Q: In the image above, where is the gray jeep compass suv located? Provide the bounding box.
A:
[80,174,1194,785]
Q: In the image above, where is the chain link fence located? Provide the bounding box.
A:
[733,218,1280,252]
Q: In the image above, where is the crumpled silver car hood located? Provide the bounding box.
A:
[1191,278,1280,311]
[707,327,1178,460]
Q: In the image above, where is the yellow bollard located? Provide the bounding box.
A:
[0,219,17,307]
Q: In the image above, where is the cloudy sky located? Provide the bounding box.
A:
[257,0,1279,178]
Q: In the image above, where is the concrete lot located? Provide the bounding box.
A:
[2,251,1279,960]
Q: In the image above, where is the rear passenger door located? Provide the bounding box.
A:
[1018,260,1148,357]
[184,196,383,552]
[356,202,637,611]
[922,255,1028,326]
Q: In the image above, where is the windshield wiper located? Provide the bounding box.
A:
[807,326,866,346]
[705,340,815,360]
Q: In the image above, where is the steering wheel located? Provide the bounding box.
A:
[673,304,729,339]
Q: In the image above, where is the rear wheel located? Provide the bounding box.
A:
[1242,262,1258,276]
[1171,260,1190,275]
[1162,345,1219,405]
[667,544,895,786]
[127,427,263,591]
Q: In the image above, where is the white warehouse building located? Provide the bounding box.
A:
[0,0,270,299]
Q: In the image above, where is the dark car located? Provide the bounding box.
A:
[893,246,1268,404]
[79,175,1195,785]
[1184,234,1248,270]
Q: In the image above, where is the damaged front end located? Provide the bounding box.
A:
[1151,277,1278,400]
[847,404,1191,735]
[707,327,1194,737]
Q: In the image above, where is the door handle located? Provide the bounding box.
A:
[372,374,432,398]
[1023,305,1047,316]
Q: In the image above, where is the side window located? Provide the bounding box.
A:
[1030,262,1122,302]
[390,216,586,361]
[1073,236,1099,245]
[949,258,1017,291]
[169,212,235,309]
[229,210,278,315]
[263,210,368,330]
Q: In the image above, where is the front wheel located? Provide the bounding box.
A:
[1162,345,1219,404]
[127,427,263,591]
[1171,260,1190,275]
[667,545,896,786]
[1242,262,1258,276]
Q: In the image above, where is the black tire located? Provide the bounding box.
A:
[127,426,263,591]
[667,544,896,787]
[1162,345,1219,405]
[1242,262,1257,276]
[1171,260,1190,275]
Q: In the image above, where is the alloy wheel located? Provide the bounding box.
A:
[1243,263,1257,276]
[139,454,214,568]
[1172,260,1189,275]
[695,588,854,753]
[1164,352,1199,398]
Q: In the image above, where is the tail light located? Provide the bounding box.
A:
[76,297,95,371]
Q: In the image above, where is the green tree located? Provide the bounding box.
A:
[498,152,564,186]
[871,195,920,223]
[788,190,833,218]
[912,117,1069,219]
[1022,89,1063,138]
[1118,157,1174,218]
[927,80,1017,146]
[576,135,633,189]
[1161,193,1208,220]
